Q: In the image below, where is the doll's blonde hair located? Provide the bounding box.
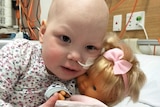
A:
[87,32,146,106]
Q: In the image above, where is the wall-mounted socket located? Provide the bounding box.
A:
[126,11,145,30]
[113,15,122,31]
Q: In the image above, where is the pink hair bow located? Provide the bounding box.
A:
[103,48,132,75]
[103,48,133,94]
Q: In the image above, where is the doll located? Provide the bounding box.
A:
[77,32,146,106]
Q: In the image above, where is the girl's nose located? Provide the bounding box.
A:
[67,51,81,61]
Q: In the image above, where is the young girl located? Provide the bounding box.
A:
[0,0,109,106]
[77,33,146,106]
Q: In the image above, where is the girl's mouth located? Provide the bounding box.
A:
[62,66,77,73]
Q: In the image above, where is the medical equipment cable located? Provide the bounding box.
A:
[119,0,138,39]
[109,0,125,13]
[16,0,41,40]
[138,23,153,55]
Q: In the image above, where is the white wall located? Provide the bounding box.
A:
[40,0,52,21]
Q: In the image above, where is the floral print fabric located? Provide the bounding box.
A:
[0,39,76,107]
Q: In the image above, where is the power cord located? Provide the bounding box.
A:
[138,23,153,55]
[138,23,148,40]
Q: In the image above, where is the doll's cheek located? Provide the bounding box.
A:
[77,75,87,83]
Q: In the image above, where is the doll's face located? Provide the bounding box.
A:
[77,72,106,102]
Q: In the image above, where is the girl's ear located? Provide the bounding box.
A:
[39,20,47,43]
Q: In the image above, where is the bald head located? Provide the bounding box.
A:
[39,0,110,78]
[47,0,109,28]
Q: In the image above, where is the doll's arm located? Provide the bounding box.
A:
[45,81,71,100]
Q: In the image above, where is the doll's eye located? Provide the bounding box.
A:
[92,85,96,91]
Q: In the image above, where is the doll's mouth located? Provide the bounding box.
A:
[78,87,85,95]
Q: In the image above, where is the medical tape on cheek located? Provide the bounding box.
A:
[78,48,104,69]
[77,58,95,69]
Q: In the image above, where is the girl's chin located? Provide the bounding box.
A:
[57,75,74,81]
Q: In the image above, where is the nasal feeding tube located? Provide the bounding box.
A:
[77,58,94,69]
[77,48,105,69]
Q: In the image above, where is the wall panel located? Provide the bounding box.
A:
[106,0,160,39]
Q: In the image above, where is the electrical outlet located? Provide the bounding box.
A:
[126,11,145,30]
[113,15,122,31]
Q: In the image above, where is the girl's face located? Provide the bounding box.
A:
[39,2,107,80]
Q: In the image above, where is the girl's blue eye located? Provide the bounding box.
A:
[60,35,71,43]
[86,45,97,51]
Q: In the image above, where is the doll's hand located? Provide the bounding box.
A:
[58,90,70,100]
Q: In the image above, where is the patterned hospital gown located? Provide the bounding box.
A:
[0,39,76,107]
